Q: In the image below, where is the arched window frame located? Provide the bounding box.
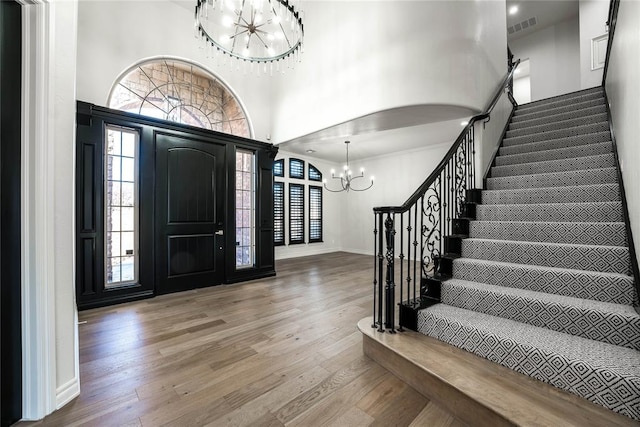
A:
[107,56,254,138]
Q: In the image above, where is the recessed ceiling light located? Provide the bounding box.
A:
[460,121,469,126]
[306,149,316,154]
[509,5,519,15]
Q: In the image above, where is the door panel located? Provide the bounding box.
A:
[156,134,225,294]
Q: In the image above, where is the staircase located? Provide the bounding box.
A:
[417,87,640,420]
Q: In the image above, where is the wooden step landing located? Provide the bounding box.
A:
[357,317,639,427]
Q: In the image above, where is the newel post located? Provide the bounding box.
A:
[384,213,396,332]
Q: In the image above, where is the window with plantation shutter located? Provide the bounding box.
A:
[289,183,305,244]
[308,164,322,181]
[309,186,323,242]
[274,159,284,177]
[289,158,304,179]
[274,182,285,246]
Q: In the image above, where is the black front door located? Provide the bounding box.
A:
[155,133,226,294]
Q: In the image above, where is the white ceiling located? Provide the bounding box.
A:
[276,104,474,163]
[507,0,579,41]
[170,0,580,163]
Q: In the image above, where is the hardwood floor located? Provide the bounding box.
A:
[18,252,463,427]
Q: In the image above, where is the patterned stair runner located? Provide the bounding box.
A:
[417,87,640,420]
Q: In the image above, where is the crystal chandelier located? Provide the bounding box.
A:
[195,0,304,66]
[323,141,374,193]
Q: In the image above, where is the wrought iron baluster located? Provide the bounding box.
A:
[406,209,412,307]
[372,214,378,328]
[377,213,384,332]
[413,203,418,305]
[399,214,404,332]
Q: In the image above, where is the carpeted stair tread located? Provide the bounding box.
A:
[503,121,609,146]
[486,167,617,190]
[495,141,613,166]
[417,304,640,420]
[490,153,614,177]
[461,238,631,275]
[509,104,606,130]
[512,100,606,125]
[500,131,611,155]
[515,88,603,114]
[505,112,608,139]
[440,279,640,350]
[481,184,621,204]
[469,220,627,246]
[475,201,623,222]
[451,257,638,305]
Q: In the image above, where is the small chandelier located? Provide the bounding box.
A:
[323,141,374,193]
[195,0,304,66]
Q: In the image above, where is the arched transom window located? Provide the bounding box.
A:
[108,58,251,137]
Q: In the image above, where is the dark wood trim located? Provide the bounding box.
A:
[0,2,23,424]
[76,101,277,309]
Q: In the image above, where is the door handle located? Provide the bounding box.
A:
[215,230,224,236]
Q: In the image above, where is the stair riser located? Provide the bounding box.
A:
[440,282,640,350]
[418,308,640,420]
[494,142,613,167]
[481,185,621,205]
[516,90,603,114]
[452,258,638,305]
[503,122,609,146]
[510,105,607,131]
[486,168,617,190]
[512,99,605,123]
[468,222,627,246]
[461,239,632,275]
[500,132,611,156]
[490,154,614,178]
[506,113,608,139]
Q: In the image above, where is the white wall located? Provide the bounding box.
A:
[510,17,581,101]
[274,151,342,260]
[339,140,456,255]
[513,76,531,104]
[579,0,609,89]
[605,0,640,270]
[270,0,508,143]
[75,0,273,142]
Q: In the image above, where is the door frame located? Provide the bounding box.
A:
[76,102,277,310]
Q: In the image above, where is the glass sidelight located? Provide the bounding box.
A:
[235,149,255,268]
[105,125,139,288]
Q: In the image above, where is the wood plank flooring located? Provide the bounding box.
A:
[18,252,463,427]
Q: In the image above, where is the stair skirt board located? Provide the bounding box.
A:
[409,87,640,422]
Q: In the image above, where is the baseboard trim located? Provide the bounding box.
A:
[55,377,79,409]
